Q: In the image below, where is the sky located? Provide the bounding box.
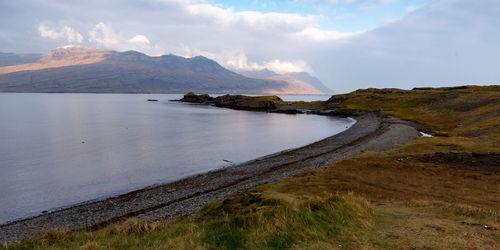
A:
[0,0,499,93]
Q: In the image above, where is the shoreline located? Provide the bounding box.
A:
[0,110,424,244]
[0,117,355,226]
[0,105,354,226]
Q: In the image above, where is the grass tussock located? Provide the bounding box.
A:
[9,194,372,249]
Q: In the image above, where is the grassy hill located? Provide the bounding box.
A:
[7,86,499,249]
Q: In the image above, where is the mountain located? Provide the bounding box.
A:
[239,69,333,94]
[0,46,296,94]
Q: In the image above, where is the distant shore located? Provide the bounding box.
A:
[0,100,424,244]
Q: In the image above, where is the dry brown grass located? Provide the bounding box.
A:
[265,145,499,215]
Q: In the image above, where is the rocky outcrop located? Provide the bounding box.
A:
[326,94,351,104]
[179,92,215,103]
[176,93,362,116]
[176,93,282,111]
[214,95,282,111]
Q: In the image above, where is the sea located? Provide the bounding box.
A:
[0,93,354,224]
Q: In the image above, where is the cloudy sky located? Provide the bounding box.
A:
[1,0,499,93]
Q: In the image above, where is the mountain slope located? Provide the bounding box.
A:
[282,72,333,94]
[239,69,333,94]
[0,47,290,94]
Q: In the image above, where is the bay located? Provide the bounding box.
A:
[0,93,354,224]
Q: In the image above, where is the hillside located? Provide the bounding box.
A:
[0,46,330,94]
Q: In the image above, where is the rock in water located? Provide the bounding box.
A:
[179,92,216,103]
[214,95,282,111]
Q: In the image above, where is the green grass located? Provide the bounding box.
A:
[8,194,372,249]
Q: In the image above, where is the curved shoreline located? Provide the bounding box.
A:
[0,111,423,244]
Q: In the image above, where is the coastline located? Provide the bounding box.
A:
[0,110,424,244]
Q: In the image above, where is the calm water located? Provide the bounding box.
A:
[0,93,354,224]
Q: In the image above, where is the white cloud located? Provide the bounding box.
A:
[304,0,398,11]
[88,22,119,47]
[183,2,344,39]
[146,0,351,72]
[87,22,164,56]
[38,24,83,43]
[291,27,361,41]
[216,52,312,74]
[264,59,312,74]
[305,0,396,5]
[129,35,150,45]
[406,5,420,13]
[215,51,262,71]
[173,48,312,74]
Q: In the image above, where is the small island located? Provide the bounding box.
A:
[174,92,356,116]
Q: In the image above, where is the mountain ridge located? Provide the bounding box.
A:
[0,47,330,94]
